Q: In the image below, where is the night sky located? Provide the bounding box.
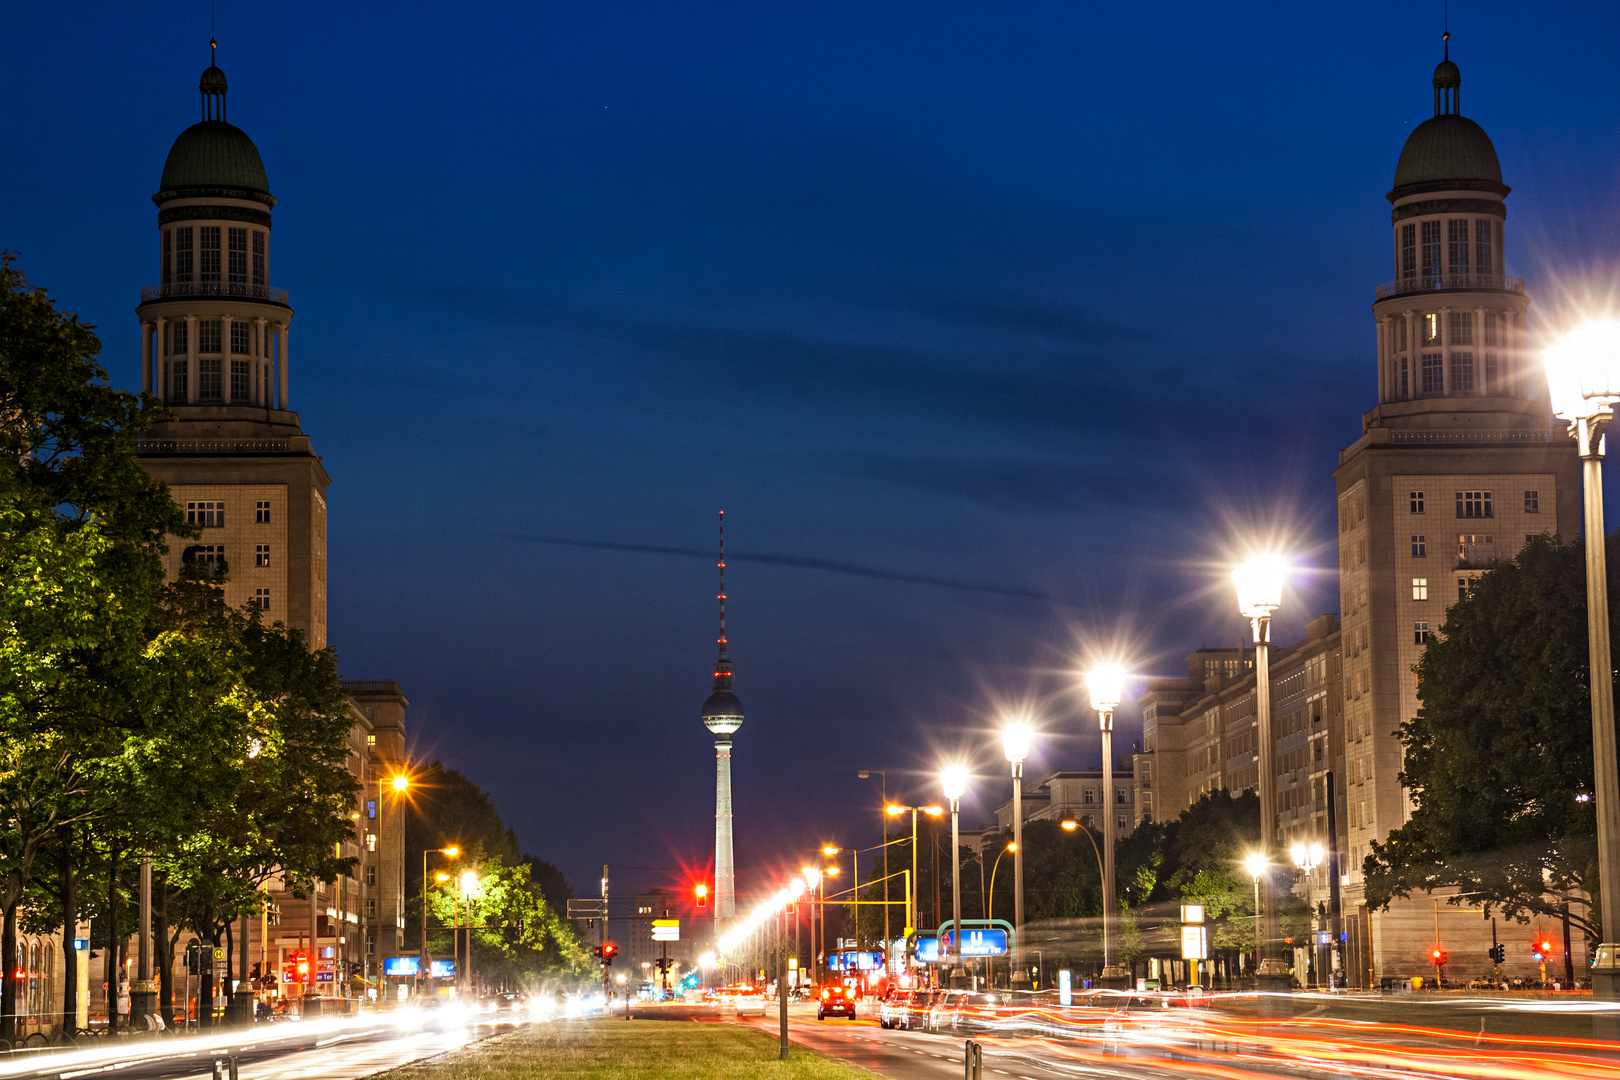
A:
[7,2,1620,909]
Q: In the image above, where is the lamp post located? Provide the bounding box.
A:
[1086,666,1129,987]
[1244,853,1267,981]
[885,803,943,946]
[459,870,478,997]
[1002,721,1033,990]
[857,770,890,966]
[1234,555,1291,987]
[801,867,820,986]
[1544,323,1620,1006]
[940,767,968,987]
[1290,843,1324,987]
[420,847,459,994]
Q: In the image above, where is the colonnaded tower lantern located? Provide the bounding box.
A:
[701,512,744,930]
[134,43,330,648]
[1331,35,1580,983]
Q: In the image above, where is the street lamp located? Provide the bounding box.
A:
[1290,843,1324,987]
[1002,720,1034,990]
[1544,321,1620,1004]
[886,802,942,947]
[940,766,969,986]
[420,846,460,993]
[1086,666,1129,986]
[1243,853,1267,978]
[857,770,891,960]
[1234,555,1291,986]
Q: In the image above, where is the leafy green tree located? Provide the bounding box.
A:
[423,849,586,987]
[1366,534,1604,938]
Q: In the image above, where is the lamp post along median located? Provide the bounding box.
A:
[1291,843,1324,987]
[941,767,968,988]
[1002,722,1033,990]
[1234,555,1291,986]
[1087,666,1129,986]
[1544,323,1620,1003]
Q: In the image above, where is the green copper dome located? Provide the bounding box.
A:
[157,120,272,202]
[1392,113,1503,190]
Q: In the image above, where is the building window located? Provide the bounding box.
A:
[1457,577,1475,603]
[1447,219,1469,273]
[366,733,377,748]
[1414,622,1429,644]
[174,226,193,282]
[1412,577,1428,601]
[200,226,220,282]
[1525,490,1540,513]
[187,501,225,528]
[1399,356,1409,398]
[365,864,377,886]
[228,227,248,284]
[1456,490,1493,518]
[1420,221,1442,281]
[231,322,251,355]
[1116,814,1127,831]
[255,544,270,567]
[366,798,377,819]
[254,587,270,611]
[1450,351,1474,392]
[1410,491,1425,514]
[1115,788,1126,804]
[1421,312,1441,346]
[186,544,225,570]
[1449,311,1474,346]
[1411,535,1426,557]
[198,357,222,400]
[1400,223,1416,279]
[162,229,172,285]
[1484,310,1500,347]
[198,320,222,354]
[365,899,377,917]
[1084,789,1095,804]
[1484,352,1498,393]
[1475,219,1494,277]
[1421,352,1443,394]
[252,230,266,285]
[231,359,250,399]
[169,359,188,403]
[256,500,271,523]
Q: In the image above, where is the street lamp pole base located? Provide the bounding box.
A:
[949,966,968,989]
[1098,965,1129,989]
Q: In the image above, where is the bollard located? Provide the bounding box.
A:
[963,1037,983,1080]
[210,1055,238,1080]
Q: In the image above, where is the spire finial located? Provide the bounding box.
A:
[717,510,727,662]
[1443,30,1450,62]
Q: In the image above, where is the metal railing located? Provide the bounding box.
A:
[1375,274,1524,300]
[1388,429,1558,445]
[135,439,291,454]
[140,283,290,305]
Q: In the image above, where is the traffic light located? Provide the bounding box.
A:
[786,901,796,915]
[1430,948,1447,966]
[601,941,617,966]
[1533,938,1554,960]
[696,883,708,909]
[1488,944,1505,964]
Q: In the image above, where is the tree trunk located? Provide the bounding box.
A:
[198,927,216,1030]
[2,894,18,1043]
[223,921,235,1006]
[156,885,174,1030]
[105,847,118,1034]
[58,828,76,1037]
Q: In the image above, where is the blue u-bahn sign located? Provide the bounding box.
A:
[941,929,1008,957]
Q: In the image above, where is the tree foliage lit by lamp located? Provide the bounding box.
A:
[1233,555,1292,984]
[1544,321,1620,1004]
[1087,665,1129,984]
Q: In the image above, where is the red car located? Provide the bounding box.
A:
[818,984,856,1020]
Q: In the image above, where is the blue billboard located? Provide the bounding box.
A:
[383,957,419,977]
[429,960,456,978]
[829,951,882,972]
[914,937,939,962]
[942,929,1008,957]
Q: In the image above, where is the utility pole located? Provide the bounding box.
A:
[600,866,610,1005]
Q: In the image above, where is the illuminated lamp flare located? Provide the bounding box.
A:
[1001,723,1033,763]
[1087,665,1126,714]
[1233,555,1287,618]
[940,766,969,802]
[1544,320,1620,420]
[391,774,410,792]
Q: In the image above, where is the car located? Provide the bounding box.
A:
[879,987,915,1030]
[910,988,947,1030]
[940,991,1005,1034]
[734,990,768,1015]
[492,992,526,1014]
[818,984,856,1020]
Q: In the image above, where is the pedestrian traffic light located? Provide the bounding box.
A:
[696,883,708,909]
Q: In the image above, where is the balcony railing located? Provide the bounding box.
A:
[136,439,290,454]
[141,282,290,305]
[1389,429,1558,445]
[1375,274,1524,300]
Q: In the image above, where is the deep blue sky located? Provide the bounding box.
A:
[7,2,1620,906]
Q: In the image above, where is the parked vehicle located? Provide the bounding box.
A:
[818,984,856,1020]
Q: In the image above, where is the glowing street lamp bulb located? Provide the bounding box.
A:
[1002,722,1033,763]
[923,805,943,816]
[1060,819,1078,832]
[1290,842,1307,867]
[822,846,840,856]
[460,870,478,897]
[443,847,460,858]
[826,866,840,876]
[1244,853,1267,880]
[1545,320,1620,420]
[391,774,410,792]
[885,804,905,816]
[802,867,820,889]
[1234,555,1287,618]
[1087,665,1127,714]
[940,765,969,802]
[435,872,450,883]
[1308,842,1324,867]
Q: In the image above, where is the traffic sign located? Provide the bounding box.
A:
[941,929,1007,957]
[651,919,679,942]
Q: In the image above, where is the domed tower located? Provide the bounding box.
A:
[701,512,743,929]
[134,45,330,648]
[1331,37,1580,987]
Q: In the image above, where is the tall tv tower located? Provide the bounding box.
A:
[700,511,744,930]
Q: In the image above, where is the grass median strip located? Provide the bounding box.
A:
[377,1019,880,1080]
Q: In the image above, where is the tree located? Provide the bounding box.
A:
[424,854,586,988]
[1365,534,1604,938]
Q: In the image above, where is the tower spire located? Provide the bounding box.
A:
[717,510,727,664]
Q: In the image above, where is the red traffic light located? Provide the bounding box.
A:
[696,883,709,909]
[1430,949,1446,963]
[602,942,617,959]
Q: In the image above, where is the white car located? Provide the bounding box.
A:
[734,991,768,1015]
